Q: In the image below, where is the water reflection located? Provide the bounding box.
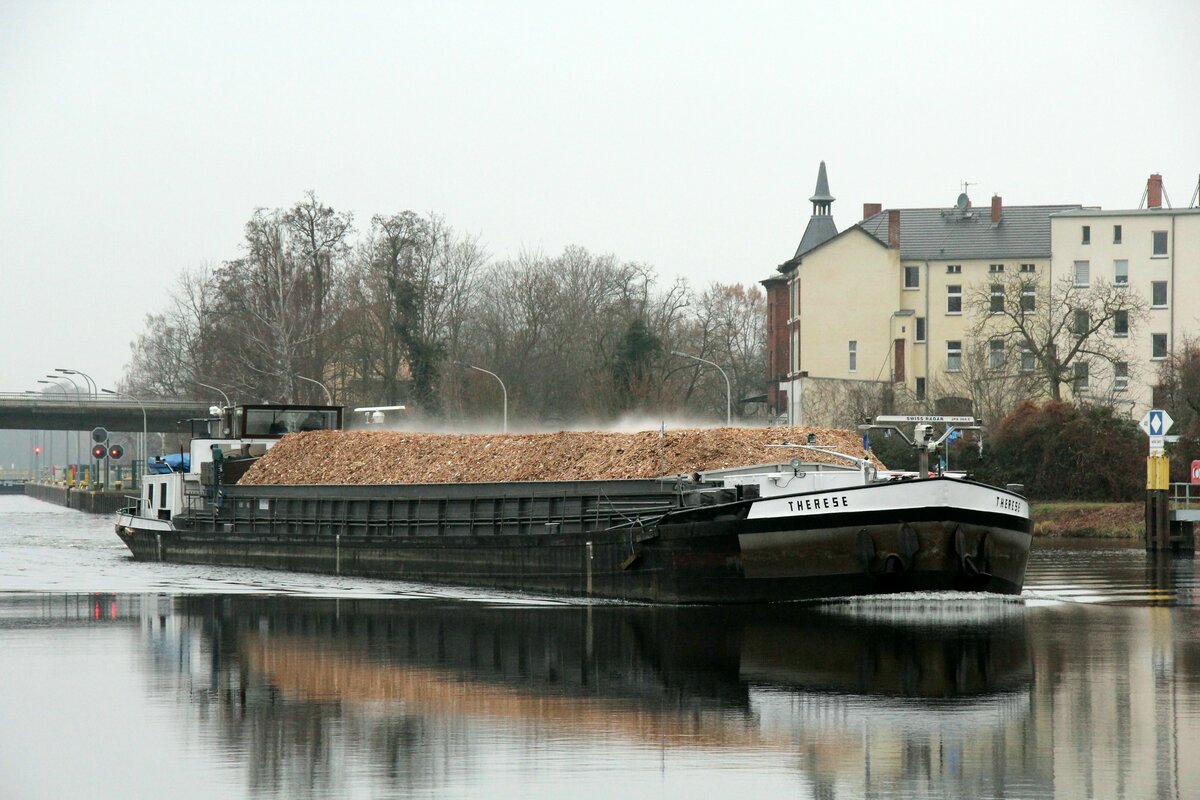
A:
[3,593,1198,799]
[152,597,1043,797]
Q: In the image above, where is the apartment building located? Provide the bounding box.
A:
[1048,174,1200,415]
[763,162,1079,424]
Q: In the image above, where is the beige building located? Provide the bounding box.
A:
[763,163,1079,425]
[1048,174,1200,417]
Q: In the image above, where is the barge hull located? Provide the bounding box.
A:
[116,515,1029,603]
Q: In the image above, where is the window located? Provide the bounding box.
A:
[1114,259,1128,286]
[1114,310,1129,337]
[1073,308,1090,337]
[1073,361,1089,391]
[946,264,961,274]
[1020,347,1036,373]
[1081,225,1091,244]
[1152,281,1168,308]
[989,263,1004,273]
[947,340,962,372]
[1152,333,1168,360]
[915,316,926,342]
[1021,284,1036,312]
[1073,260,1090,287]
[915,377,926,400]
[1114,362,1129,391]
[1113,225,1122,244]
[848,340,857,372]
[946,285,962,314]
[988,339,1005,370]
[990,284,1004,313]
[1153,230,1168,257]
[1020,263,1036,273]
[903,266,919,289]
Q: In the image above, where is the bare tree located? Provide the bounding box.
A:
[969,271,1148,402]
[930,337,1045,425]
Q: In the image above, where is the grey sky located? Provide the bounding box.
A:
[2,0,1197,393]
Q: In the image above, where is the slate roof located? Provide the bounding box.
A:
[809,161,834,204]
[859,203,1082,260]
[794,214,838,259]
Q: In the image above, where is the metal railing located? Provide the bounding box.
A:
[1170,482,1200,509]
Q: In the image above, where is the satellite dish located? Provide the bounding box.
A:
[956,192,970,210]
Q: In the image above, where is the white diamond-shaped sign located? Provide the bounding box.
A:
[1139,409,1173,436]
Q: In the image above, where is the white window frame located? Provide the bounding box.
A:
[915,316,926,343]
[1019,263,1036,273]
[1113,259,1128,286]
[1113,310,1129,338]
[1073,361,1089,391]
[989,263,1004,273]
[1073,260,1090,287]
[988,339,1005,370]
[1152,230,1168,258]
[946,264,962,274]
[1081,225,1091,245]
[1113,224,1122,244]
[1152,281,1168,309]
[990,284,1004,314]
[1021,285,1036,312]
[1020,347,1036,373]
[946,285,962,315]
[1151,333,1168,360]
[848,340,857,373]
[1114,362,1129,392]
[946,340,962,372]
[903,266,920,290]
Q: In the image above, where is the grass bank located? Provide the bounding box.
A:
[1031,501,1142,539]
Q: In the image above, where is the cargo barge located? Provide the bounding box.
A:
[115,405,1032,603]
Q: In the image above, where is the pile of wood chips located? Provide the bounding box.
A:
[238,426,881,486]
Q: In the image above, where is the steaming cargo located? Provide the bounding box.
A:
[115,405,1032,603]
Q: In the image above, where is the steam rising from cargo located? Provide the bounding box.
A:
[240,426,879,486]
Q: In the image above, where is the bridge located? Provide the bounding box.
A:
[0,394,212,432]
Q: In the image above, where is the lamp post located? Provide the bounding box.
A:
[295,374,333,405]
[671,351,732,427]
[454,362,508,433]
[102,389,147,486]
[25,391,53,478]
[57,368,96,397]
[195,381,232,408]
[50,374,89,485]
[36,380,76,481]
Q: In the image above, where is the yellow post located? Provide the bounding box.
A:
[1146,455,1170,490]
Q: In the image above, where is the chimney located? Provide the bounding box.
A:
[1147,174,1163,209]
[887,209,900,249]
[863,202,882,221]
[991,195,1003,224]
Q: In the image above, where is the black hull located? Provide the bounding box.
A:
[116,513,1030,603]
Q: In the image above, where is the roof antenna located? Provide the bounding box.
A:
[1190,174,1200,209]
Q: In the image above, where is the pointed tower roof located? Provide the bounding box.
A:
[790,161,838,261]
[809,160,835,204]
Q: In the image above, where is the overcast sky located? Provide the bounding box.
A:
[2,0,1197,393]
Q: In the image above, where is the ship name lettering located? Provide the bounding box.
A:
[994,496,1022,512]
[786,495,850,513]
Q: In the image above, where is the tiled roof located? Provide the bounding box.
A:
[859,203,1082,260]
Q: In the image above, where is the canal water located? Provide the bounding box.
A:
[0,495,1196,799]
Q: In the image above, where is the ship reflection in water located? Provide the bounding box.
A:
[4,591,1199,799]
[164,596,1034,798]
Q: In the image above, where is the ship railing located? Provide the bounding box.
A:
[1170,482,1200,510]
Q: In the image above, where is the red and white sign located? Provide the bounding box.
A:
[1191,460,1200,485]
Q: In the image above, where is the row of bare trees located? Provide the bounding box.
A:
[122,193,766,427]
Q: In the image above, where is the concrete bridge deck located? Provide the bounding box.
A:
[0,394,210,432]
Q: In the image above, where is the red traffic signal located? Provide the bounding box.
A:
[92,444,108,460]
[108,444,124,460]
[34,446,41,455]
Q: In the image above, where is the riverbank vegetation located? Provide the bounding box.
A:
[121,193,765,426]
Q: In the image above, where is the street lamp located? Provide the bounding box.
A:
[195,381,232,407]
[25,390,54,477]
[49,374,88,483]
[56,368,96,397]
[295,374,333,405]
[36,380,76,480]
[453,362,508,433]
[671,351,732,427]
[102,388,146,485]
